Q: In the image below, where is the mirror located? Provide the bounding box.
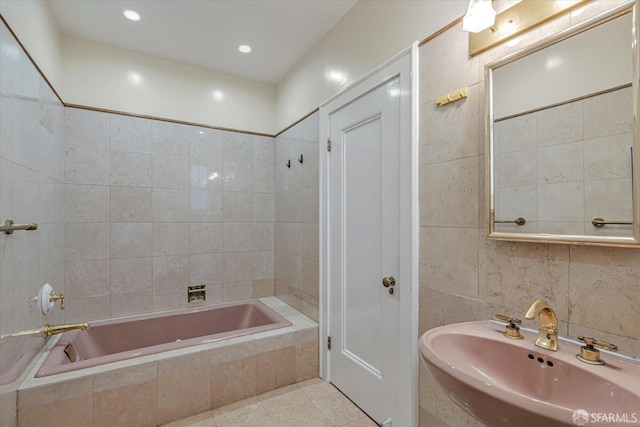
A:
[486,1,640,246]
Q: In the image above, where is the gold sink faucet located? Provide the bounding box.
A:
[524,299,558,351]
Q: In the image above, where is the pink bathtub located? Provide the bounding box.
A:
[36,299,291,377]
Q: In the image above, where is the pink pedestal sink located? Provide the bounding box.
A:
[418,321,640,427]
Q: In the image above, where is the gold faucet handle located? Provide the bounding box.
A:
[495,314,522,327]
[49,292,65,310]
[495,314,523,339]
[578,336,618,352]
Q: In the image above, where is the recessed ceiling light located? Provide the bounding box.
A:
[123,10,141,21]
[238,45,252,54]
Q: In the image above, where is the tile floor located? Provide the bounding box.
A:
[162,378,378,427]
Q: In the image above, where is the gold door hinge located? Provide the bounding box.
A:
[327,138,332,152]
[327,336,331,350]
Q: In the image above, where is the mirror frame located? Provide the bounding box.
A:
[485,0,640,247]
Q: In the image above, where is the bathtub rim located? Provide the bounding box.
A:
[34,298,293,378]
[18,297,316,391]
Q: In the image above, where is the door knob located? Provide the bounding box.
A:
[382,277,395,294]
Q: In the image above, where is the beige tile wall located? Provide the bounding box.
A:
[495,87,633,236]
[62,108,276,322]
[418,1,640,425]
[274,113,320,321]
[0,20,66,426]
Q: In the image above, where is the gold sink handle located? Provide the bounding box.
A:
[495,314,523,339]
[576,336,618,365]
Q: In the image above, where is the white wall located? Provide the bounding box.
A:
[2,0,470,134]
[0,0,63,91]
[61,36,275,135]
[274,0,468,131]
[493,12,632,118]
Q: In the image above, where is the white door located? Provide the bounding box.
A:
[320,47,418,427]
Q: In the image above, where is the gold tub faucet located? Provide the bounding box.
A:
[0,323,90,341]
[524,299,558,351]
[42,323,90,338]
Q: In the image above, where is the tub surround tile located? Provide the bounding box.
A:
[223,161,253,192]
[111,150,153,187]
[253,279,275,298]
[153,188,189,222]
[64,295,111,324]
[110,114,152,153]
[253,193,275,222]
[18,394,93,427]
[253,251,274,280]
[64,222,110,261]
[253,164,275,193]
[94,379,158,427]
[110,257,153,294]
[17,376,94,409]
[65,108,110,149]
[151,288,185,312]
[256,347,296,394]
[223,281,253,302]
[154,151,190,189]
[209,339,257,365]
[190,253,223,285]
[0,389,17,427]
[110,291,153,317]
[210,355,258,409]
[159,367,212,425]
[223,252,253,282]
[190,222,223,254]
[152,121,189,155]
[59,107,276,320]
[111,222,153,258]
[153,222,190,256]
[65,259,111,299]
[223,133,254,163]
[64,184,110,222]
[253,136,275,166]
[295,340,319,382]
[190,190,223,222]
[64,144,110,185]
[153,255,190,290]
[110,186,152,222]
[93,361,157,392]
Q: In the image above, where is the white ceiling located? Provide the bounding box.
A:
[48,0,357,85]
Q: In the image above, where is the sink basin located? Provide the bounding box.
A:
[418,321,640,427]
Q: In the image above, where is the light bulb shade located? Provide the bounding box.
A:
[462,0,496,33]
